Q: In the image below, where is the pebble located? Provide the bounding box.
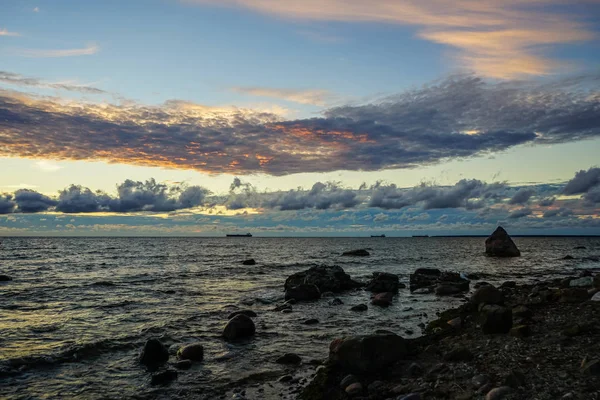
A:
[303,319,319,325]
[472,374,489,389]
[339,374,358,389]
[345,382,363,396]
[350,304,368,312]
[278,375,293,383]
[485,386,511,400]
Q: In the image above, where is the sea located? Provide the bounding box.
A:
[1,236,599,399]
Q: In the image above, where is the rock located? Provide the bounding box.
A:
[284,265,361,294]
[559,288,589,303]
[485,386,511,400]
[371,292,394,307]
[581,359,600,375]
[409,268,441,291]
[139,338,169,365]
[591,292,600,301]
[303,318,319,325]
[285,284,321,302]
[501,281,516,288]
[223,314,256,341]
[0,275,12,281]
[574,245,587,249]
[278,375,293,383]
[340,374,359,389]
[480,305,512,334]
[276,353,302,365]
[227,310,257,319]
[435,282,468,296]
[173,359,192,369]
[321,291,335,298]
[281,308,292,314]
[570,276,594,287]
[562,255,575,260]
[512,305,532,319]
[150,369,177,385]
[443,347,474,362]
[329,334,408,374]
[485,226,520,257]
[367,380,385,395]
[471,285,503,305]
[503,370,526,388]
[350,304,368,312]
[475,281,491,289]
[595,274,600,289]
[345,382,363,396]
[273,303,292,312]
[342,249,370,257]
[177,343,204,361]
[366,272,400,293]
[330,298,343,306]
[400,394,421,400]
[407,362,424,376]
[448,317,462,329]
[510,325,531,338]
[242,258,256,265]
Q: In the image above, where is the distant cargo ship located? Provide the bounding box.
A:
[226,233,252,237]
[412,235,429,237]
[370,234,386,237]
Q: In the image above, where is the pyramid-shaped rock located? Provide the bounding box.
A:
[485,226,520,257]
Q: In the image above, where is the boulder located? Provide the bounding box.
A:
[223,314,256,341]
[481,305,512,334]
[227,310,257,319]
[342,249,370,257]
[285,283,321,302]
[350,304,368,312]
[409,268,441,291]
[284,265,362,294]
[276,353,302,365]
[581,359,600,375]
[177,343,204,361]
[559,288,589,303]
[139,338,169,365]
[173,359,192,370]
[570,276,594,287]
[371,292,394,307]
[303,318,319,325]
[366,272,400,293]
[471,285,503,305]
[0,274,12,281]
[485,226,520,257]
[435,282,468,296]
[330,298,344,306]
[485,386,512,400]
[340,374,359,389]
[329,334,408,374]
[242,258,256,265]
[410,269,469,294]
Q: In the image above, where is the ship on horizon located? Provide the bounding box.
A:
[412,234,429,238]
[226,233,253,237]
[370,234,386,237]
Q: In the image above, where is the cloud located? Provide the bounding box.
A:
[266,182,359,210]
[35,160,62,172]
[33,7,39,12]
[1,74,599,175]
[508,188,534,205]
[0,71,106,94]
[0,28,20,37]
[186,0,597,78]
[15,44,99,58]
[543,207,573,218]
[0,194,16,214]
[508,207,533,219]
[13,189,57,213]
[55,185,112,213]
[563,167,600,194]
[231,87,335,106]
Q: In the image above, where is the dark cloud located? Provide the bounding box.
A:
[563,167,600,195]
[543,208,573,218]
[0,70,106,94]
[508,208,533,219]
[508,188,534,205]
[538,197,556,207]
[13,189,57,213]
[56,185,113,213]
[0,194,16,214]
[369,179,506,210]
[1,74,600,175]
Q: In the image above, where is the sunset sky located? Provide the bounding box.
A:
[1,0,599,236]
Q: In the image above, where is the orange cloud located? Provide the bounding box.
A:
[185,0,597,78]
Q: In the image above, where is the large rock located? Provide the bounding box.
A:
[371,292,394,307]
[284,265,362,294]
[409,268,441,291]
[139,338,169,365]
[329,334,408,374]
[242,258,256,265]
[223,314,256,341]
[480,305,512,334]
[177,343,204,361]
[285,283,321,302]
[410,269,469,294]
[0,275,12,281]
[342,249,370,257]
[471,285,504,305]
[366,272,400,293]
[485,226,520,257]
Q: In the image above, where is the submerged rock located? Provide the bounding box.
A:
[330,298,343,306]
[303,318,319,325]
[329,334,408,374]
[341,249,370,257]
[485,226,520,257]
[350,304,368,312]
[284,265,362,294]
[227,310,257,319]
[177,343,204,361]
[242,258,256,265]
[0,274,12,281]
[223,314,256,341]
[285,283,321,302]
[276,353,302,365]
[150,369,177,385]
[139,338,169,366]
[366,272,400,293]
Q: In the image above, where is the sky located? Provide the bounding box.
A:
[1,0,599,236]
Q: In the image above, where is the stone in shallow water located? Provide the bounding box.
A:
[303,318,319,325]
[471,285,503,305]
[0,274,12,281]
[242,258,256,265]
[371,292,393,307]
[350,304,368,312]
[150,369,177,385]
[177,343,204,361]
[285,284,321,302]
[284,265,362,294]
[276,353,302,365]
[329,334,408,374]
[223,314,255,341]
[366,272,400,293]
[139,338,169,366]
[485,226,520,257]
[570,276,594,287]
[342,249,370,257]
